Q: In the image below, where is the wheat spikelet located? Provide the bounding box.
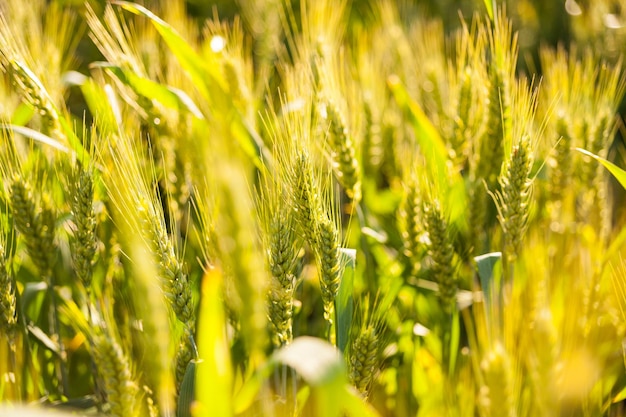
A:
[495,135,533,264]
[476,14,516,186]
[174,326,194,393]
[265,203,297,347]
[468,179,488,255]
[316,213,341,322]
[550,114,573,202]
[136,196,193,325]
[0,241,17,341]
[362,94,384,175]
[10,176,56,276]
[323,97,362,202]
[92,333,139,417]
[292,151,322,247]
[401,179,421,277]
[70,168,97,291]
[349,324,379,398]
[423,199,456,313]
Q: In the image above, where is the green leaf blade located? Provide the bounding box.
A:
[576,147,626,190]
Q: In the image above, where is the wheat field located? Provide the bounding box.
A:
[1,0,626,416]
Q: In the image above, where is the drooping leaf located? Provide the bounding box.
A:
[576,147,626,190]
[91,62,204,119]
[2,124,70,153]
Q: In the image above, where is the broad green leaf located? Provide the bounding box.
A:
[336,248,356,353]
[274,337,345,386]
[27,323,61,355]
[613,383,626,404]
[576,147,626,190]
[196,268,233,417]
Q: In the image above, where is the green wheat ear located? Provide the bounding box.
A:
[10,175,56,277]
[316,212,341,322]
[323,97,362,203]
[0,240,17,343]
[495,135,533,265]
[349,324,379,398]
[92,332,140,417]
[423,199,457,314]
[401,178,422,277]
[70,167,97,292]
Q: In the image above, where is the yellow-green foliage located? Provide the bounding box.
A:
[0,1,626,416]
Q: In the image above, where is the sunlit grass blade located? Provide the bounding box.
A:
[575,147,626,190]
[91,62,204,119]
[111,1,224,100]
[1,125,69,154]
[483,0,495,21]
